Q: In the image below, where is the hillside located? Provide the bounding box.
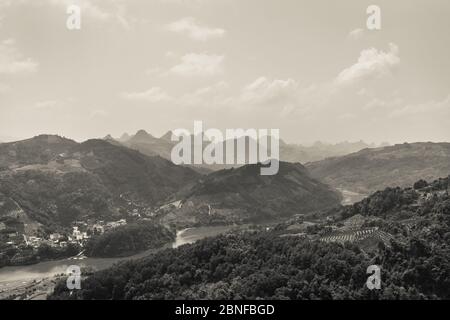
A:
[306,142,450,196]
[0,135,200,229]
[84,221,175,258]
[50,176,450,300]
[157,161,342,227]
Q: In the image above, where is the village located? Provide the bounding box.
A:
[0,217,129,267]
[3,218,128,249]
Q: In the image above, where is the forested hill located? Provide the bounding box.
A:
[0,135,200,228]
[50,176,450,300]
[158,161,341,227]
[306,142,450,194]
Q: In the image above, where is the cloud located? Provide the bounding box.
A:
[237,77,330,117]
[32,98,74,111]
[0,39,39,75]
[167,17,225,41]
[1,0,134,28]
[53,0,136,28]
[170,53,224,76]
[179,81,229,107]
[89,109,108,119]
[389,95,450,118]
[347,28,364,40]
[336,43,400,85]
[240,77,300,106]
[120,87,172,102]
[363,97,403,111]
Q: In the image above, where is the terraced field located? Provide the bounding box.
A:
[319,227,394,246]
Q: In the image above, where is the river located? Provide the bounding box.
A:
[0,225,234,286]
[338,188,367,205]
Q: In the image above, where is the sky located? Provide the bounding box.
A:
[0,0,449,144]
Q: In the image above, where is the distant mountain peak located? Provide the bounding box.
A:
[28,134,76,145]
[160,131,173,142]
[133,129,155,141]
[119,133,131,142]
[103,134,114,140]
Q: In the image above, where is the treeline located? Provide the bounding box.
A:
[49,177,450,300]
[84,221,175,258]
[0,243,80,268]
[337,176,449,220]
[0,170,114,227]
[50,228,450,300]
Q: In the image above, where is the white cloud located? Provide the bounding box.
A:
[121,87,172,102]
[238,77,331,115]
[241,77,300,106]
[0,39,39,75]
[170,53,224,76]
[1,0,133,28]
[89,109,108,119]
[336,43,400,85]
[32,98,74,111]
[347,28,364,40]
[389,95,450,118]
[167,17,225,41]
[363,97,403,111]
[179,81,229,107]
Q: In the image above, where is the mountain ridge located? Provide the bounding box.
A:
[305,142,450,195]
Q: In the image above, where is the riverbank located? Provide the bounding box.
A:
[0,275,64,300]
[0,225,236,299]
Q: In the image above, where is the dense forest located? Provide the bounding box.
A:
[84,221,175,258]
[49,177,450,300]
[0,242,80,268]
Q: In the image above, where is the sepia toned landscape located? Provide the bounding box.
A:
[0,0,449,302]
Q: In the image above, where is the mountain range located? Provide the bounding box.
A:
[0,135,341,233]
[2,134,450,236]
[107,130,386,166]
[0,135,199,229]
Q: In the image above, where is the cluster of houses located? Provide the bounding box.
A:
[2,218,128,250]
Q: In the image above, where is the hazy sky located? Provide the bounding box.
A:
[0,0,449,143]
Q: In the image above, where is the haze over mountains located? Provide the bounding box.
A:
[0,135,199,229]
[1,134,450,236]
[306,142,450,195]
[106,130,389,166]
[0,134,341,234]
